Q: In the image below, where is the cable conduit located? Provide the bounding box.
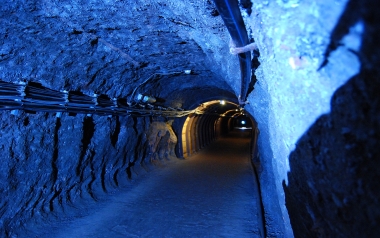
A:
[0,80,191,118]
[0,80,236,118]
[212,0,252,105]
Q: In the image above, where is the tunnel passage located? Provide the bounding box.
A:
[180,100,259,161]
[18,123,265,237]
[181,100,241,158]
[4,0,378,237]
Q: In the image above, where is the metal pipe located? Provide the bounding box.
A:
[212,0,252,105]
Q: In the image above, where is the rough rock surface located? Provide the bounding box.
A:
[0,0,236,235]
[146,121,177,161]
[0,111,152,235]
[20,132,262,238]
[1,0,379,237]
[282,0,380,237]
[242,0,379,237]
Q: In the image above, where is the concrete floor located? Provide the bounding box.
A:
[27,130,263,237]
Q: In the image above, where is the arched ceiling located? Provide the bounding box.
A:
[0,0,241,111]
[194,100,240,117]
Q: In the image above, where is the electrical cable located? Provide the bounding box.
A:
[0,80,196,118]
[128,71,183,105]
[212,0,252,106]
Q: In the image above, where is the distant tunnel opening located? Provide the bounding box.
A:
[180,100,259,160]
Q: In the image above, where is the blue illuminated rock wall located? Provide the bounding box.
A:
[243,0,361,236]
[0,111,151,235]
[244,0,380,237]
[0,1,236,236]
[1,0,379,237]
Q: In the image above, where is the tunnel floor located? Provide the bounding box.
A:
[26,130,263,237]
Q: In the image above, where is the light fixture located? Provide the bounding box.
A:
[241,120,246,125]
[220,100,225,105]
[136,93,156,103]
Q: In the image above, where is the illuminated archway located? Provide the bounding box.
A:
[181,100,243,158]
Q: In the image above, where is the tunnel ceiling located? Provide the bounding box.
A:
[196,100,240,115]
[1,0,240,110]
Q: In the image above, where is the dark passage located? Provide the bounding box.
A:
[30,131,263,237]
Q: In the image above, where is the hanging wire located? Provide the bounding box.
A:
[128,71,185,105]
[0,80,195,118]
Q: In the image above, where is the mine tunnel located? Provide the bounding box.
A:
[1,0,380,237]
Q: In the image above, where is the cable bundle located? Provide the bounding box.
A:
[0,80,193,118]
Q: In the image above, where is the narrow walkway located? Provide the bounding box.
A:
[44,131,263,237]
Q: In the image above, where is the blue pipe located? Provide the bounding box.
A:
[213,0,252,106]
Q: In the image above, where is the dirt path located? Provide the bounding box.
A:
[41,131,264,237]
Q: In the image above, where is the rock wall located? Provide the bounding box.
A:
[243,0,380,237]
[146,120,178,162]
[283,0,380,237]
[0,109,185,237]
[0,111,155,236]
[0,1,235,235]
[285,69,380,237]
